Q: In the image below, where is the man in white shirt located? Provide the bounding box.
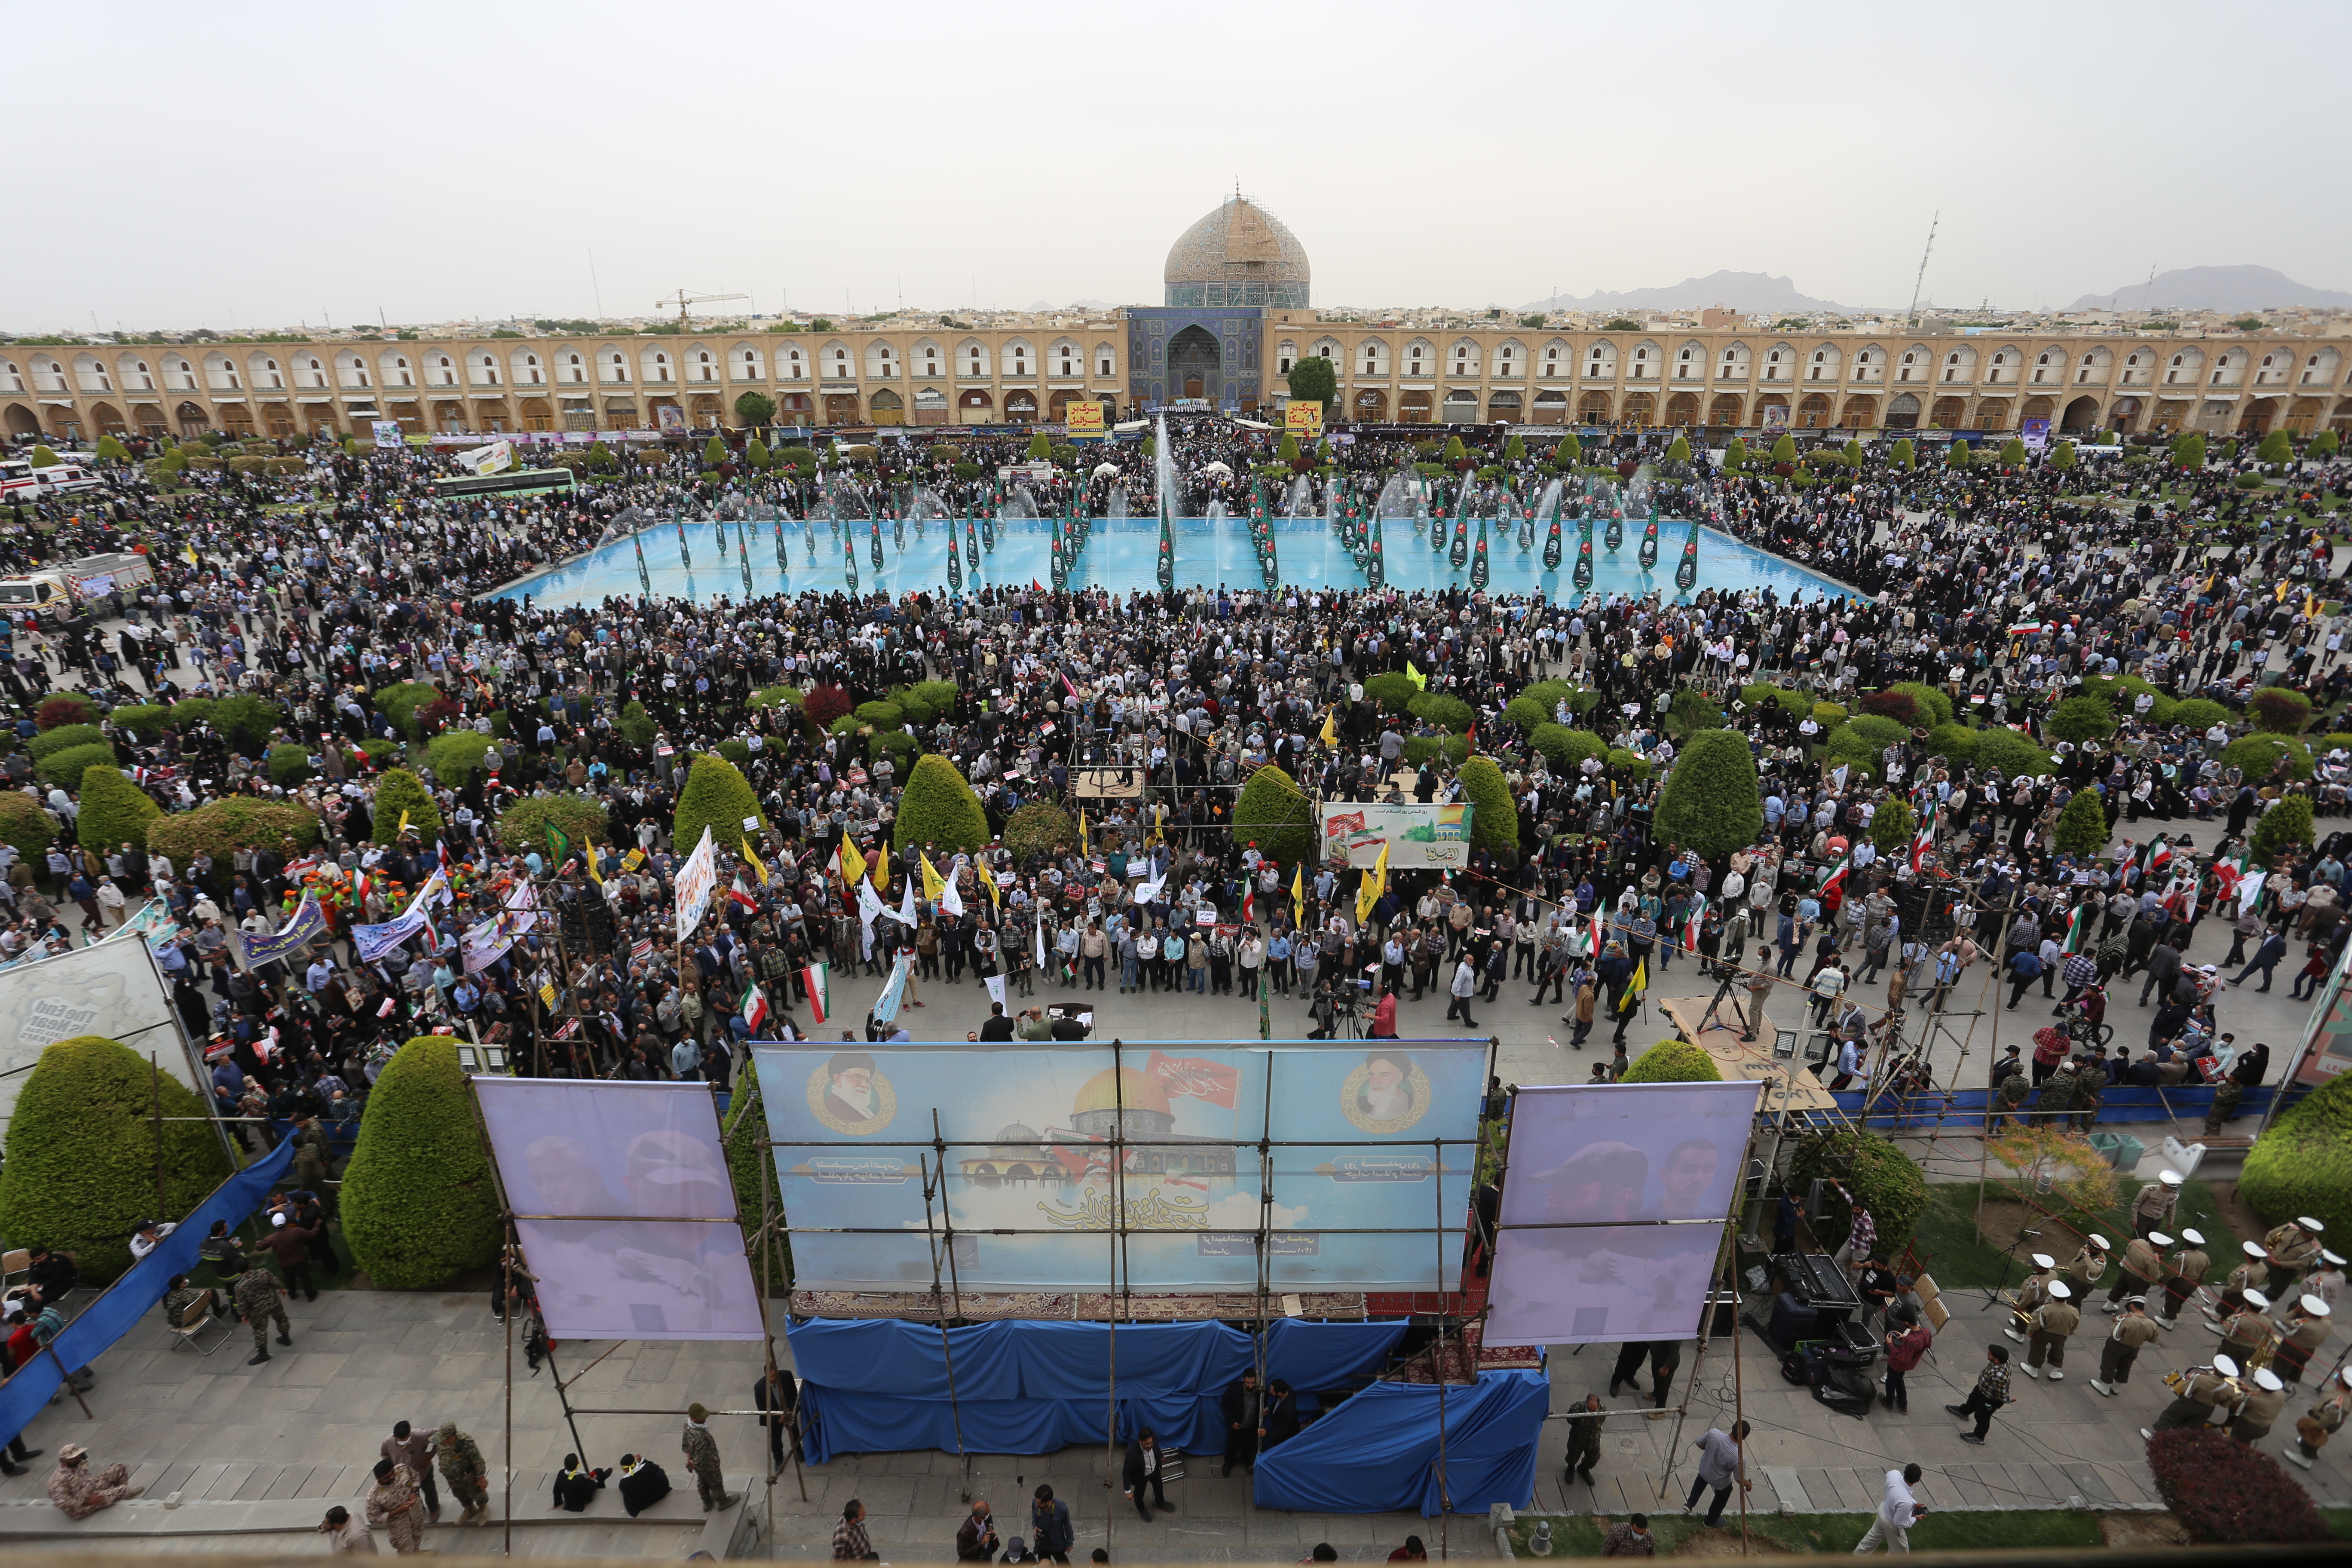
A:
[1854,1463,1927,1553]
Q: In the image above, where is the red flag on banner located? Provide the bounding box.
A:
[1145,1049,1240,1109]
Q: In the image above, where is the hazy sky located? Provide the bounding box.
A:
[7,0,2344,333]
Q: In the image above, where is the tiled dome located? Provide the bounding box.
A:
[1164,196,1309,309]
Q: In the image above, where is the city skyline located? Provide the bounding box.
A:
[4,0,2346,334]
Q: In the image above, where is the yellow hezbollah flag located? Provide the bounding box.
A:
[839,832,867,889]
[1079,810,1088,857]
[742,837,769,887]
[1355,840,1390,927]
[1628,958,1648,995]
[396,809,410,839]
[920,852,946,902]
[983,864,1001,907]
[1321,707,1338,747]
[1291,862,1305,928]
[182,544,199,566]
[584,845,604,887]
[874,841,890,891]
[1406,661,1427,690]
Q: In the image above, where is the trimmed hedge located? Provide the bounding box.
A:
[1971,727,2052,781]
[1234,764,1315,867]
[494,794,610,857]
[1530,723,1605,771]
[370,768,442,844]
[208,694,283,752]
[339,1037,502,1289]
[267,743,312,784]
[2144,1428,2330,1542]
[1655,728,1762,859]
[1788,1127,1928,1255]
[74,765,161,854]
[26,723,103,762]
[1002,800,1075,862]
[0,790,56,864]
[104,704,170,742]
[1619,1040,1724,1084]
[0,1035,232,1281]
[2220,733,2311,783]
[673,752,766,861]
[147,798,320,867]
[37,742,115,793]
[2240,1050,2351,1243]
[891,754,989,857]
[1458,756,1519,851]
[424,729,493,787]
[373,681,443,741]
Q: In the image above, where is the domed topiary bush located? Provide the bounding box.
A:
[1457,756,1519,851]
[672,752,766,861]
[37,742,116,794]
[2239,1070,2352,1242]
[892,754,990,857]
[25,723,103,762]
[0,790,56,866]
[0,1035,231,1281]
[1619,1040,1724,1084]
[74,765,161,854]
[1001,800,1075,862]
[1788,1127,1929,1255]
[1235,764,1315,868]
[2052,787,2111,857]
[2144,1428,2330,1543]
[339,1037,502,1289]
[494,794,611,857]
[1654,728,1763,859]
[370,767,443,844]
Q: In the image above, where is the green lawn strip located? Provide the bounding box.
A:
[1901,1179,2230,1292]
[1506,1508,2102,1554]
[2323,1507,2352,1540]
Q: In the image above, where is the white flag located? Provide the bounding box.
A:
[857,874,888,934]
[673,827,719,943]
[941,868,965,917]
[1136,870,1168,906]
[898,872,919,928]
[985,973,1007,1011]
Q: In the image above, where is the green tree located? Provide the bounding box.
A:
[1557,433,1583,467]
[2256,429,2293,465]
[1870,796,1916,860]
[1457,756,1520,851]
[424,730,492,788]
[2309,431,2340,458]
[1770,433,1798,467]
[2045,694,2118,744]
[1664,434,1691,465]
[37,742,115,793]
[618,699,657,747]
[1619,1041,1724,1084]
[0,791,55,867]
[2252,793,2315,867]
[1605,317,1641,332]
[1286,353,1338,413]
[0,1035,232,1282]
[494,794,611,856]
[370,767,443,843]
[1890,438,1915,470]
[1277,431,1301,462]
[734,390,778,427]
[75,764,161,854]
[1504,434,1527,463]
[2240,1071,2352,1246]
[744,438,772,470]
[28,444,60,468]
[2000,438,2027,468]
[1002,800,1076,862]
[2052,788,2109,856]
[1234,765,1314,867]
[2175,431,2206,471]
[1027,432,1052,460]
[1721,436,1746,474]
[892,754,990,856]
[2052,440,2076,470]
[1442,435,1468,465]
[340,1037,502,1289]
[94,433,131,464]
[1789,1128,1928,1253]
[1841,437,1863,469]
[1947,440,1972,469]
[585,440,619,474]
[673,752,767,861]
[1653,729,1764,859]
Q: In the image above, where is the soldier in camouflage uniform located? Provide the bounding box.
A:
[2204,1078,2244,1136]
[162,1273,217,1330]
[2031,1062,2078,1126]
[433,1421,490,1526]
[1993,1068,2033,1130]
[232,1262,291,1366]
[291,1117,334,1208]
[681,1403,736,1512]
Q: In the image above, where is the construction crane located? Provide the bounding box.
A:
[1905,212,1938,328]
[656,288,749,324]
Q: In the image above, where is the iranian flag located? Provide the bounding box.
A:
[1816,845,1853,899]
[1909,801,1938,873]
[1683,895,1709,950]
[2062,901,2092,954]
[2142,835,2173,879]
[1588,909,1606,956]
[741,982,770,1035]
[800,962,829,1025]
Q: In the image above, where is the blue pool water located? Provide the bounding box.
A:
[493,515,1860,608]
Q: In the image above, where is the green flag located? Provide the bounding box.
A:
[546,822,571,869]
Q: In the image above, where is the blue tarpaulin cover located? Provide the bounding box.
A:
[786,1317,1408,1464]
[1,1138,294,1447]
[1253,1370,1551,1517]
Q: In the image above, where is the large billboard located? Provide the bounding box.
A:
[1319,802,1475,870]
[753,1041,1488,1292]
[0,933,199,1132]
[1485,1081,1760,1346]
[474,1078,764,1341]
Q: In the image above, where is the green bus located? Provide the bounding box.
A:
[432,466,578,500]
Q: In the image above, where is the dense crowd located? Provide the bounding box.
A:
[0,417,2346,1134]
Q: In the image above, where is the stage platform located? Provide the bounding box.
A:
[790,1288,1372,1321]
[1657,990,1840,1115]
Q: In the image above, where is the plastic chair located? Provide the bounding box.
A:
[165,1300,230,1356]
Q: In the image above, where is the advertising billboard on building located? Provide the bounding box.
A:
[1485,1080,1761,1345]
[1285,401,1324,440]
[753,1041,1487,1292]
[1318,802,1474,870]
[1064,400,1106,439]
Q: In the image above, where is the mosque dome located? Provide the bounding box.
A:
[1164,196,1310,309]
[1072,1066,1171,1118]
[996,1122,1043,1145]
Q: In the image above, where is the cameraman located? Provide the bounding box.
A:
[1306,978,1341,1040]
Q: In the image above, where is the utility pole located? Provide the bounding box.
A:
[1905,212,1938,328]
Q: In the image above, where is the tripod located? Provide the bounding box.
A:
[1696,968,1751,1041]
[1979,1219,2044,1311]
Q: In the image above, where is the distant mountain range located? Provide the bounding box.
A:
[2066,265,2352,313]
[1521,270,1853,316]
